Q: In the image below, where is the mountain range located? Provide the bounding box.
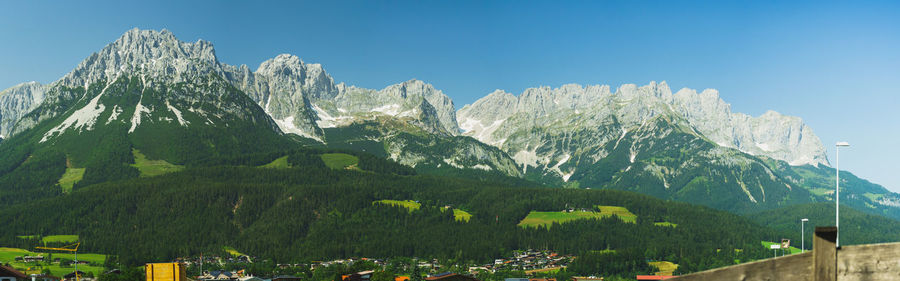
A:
[1,28,898,219]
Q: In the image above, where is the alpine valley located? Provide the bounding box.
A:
[1,29,898,272]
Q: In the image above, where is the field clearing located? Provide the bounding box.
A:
[0,247,30,261]
[58,168,85,193]
[654,222,678,227]
[223,246,246,257]
[0,247,106,277]
[321,153,359,170]
[649,261,678,276]
[41,235,79,244]
[518,205,637,228]
[518,211,601,228]
[452,209,472,222]
[375,200,421,212]
[807,187,833,196]
[131,149,184,177]
[863,192,883,201]
[260,156,290,169]
[595,205,637,223]
[761,241,802,255]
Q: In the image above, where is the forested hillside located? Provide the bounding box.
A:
[0,148,780,274]
[750,202,900,248]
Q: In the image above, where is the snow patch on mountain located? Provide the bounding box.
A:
[312,104,352,128]
[129,99,151,133]
[562,171,575,182]
[166,100,188,126]
[472,164,492,171]
[371,104,402,116]
[459,117,506,146]
[40,81,112,142]
[106,105,122,124]
[274,116,322,141]
[513,147,541,174]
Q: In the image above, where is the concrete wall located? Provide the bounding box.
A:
[670,227,900,281]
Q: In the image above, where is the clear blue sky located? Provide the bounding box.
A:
[1,0,898,191]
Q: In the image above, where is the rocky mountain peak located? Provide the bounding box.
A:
[375,79,459,134]
[0,81,46,138]
[58,28,221,88]
[254,53,338,101]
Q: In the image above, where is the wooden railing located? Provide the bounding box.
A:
[671,226,900,281]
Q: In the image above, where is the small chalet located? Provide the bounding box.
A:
[23,256,45,263]
[342,270,373,281]
[30,274,61,281]
[199,271,236,281]
[0,265,28,281]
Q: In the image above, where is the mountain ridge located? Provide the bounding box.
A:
[2,28,898,220]
[458,81,828,168]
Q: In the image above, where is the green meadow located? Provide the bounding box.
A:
[518,205,637,228]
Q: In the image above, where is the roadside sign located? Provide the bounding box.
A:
[770,244,781,249]
[781,239,791,249]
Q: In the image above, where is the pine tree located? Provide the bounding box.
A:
[411,260,423,281]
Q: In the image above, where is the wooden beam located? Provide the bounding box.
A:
[813,226,837,281]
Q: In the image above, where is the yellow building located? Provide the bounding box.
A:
[146,263,187,281]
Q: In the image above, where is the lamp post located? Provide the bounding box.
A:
[836,141,850,248]
[801,218,809,253]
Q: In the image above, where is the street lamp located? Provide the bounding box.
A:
[801,218,809,253]
[836,141,850,248]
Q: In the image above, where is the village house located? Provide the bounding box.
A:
[0,265,28,281]
[198,270,236,281]
[22,256,44,263]
[341,270,373,281]
[29,274,61,281]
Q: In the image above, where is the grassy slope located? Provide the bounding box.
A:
[58,168,85,193]
[649,261,678,276]
[518,211,604,228]
[0,247,106,277]
[321,153,359,170]
[260,156,290,169]
[16,235,79,244]
[41,235,79,244]
[131,149,184,177]
[595,206,637,223]
[518,206,637,228]
[223,246,246,257]
[374,200,421,212]
[452,209,472,222]
[653,222,678,228]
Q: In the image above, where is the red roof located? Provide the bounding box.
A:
[0,265,28,279]
[636,276,675,280]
